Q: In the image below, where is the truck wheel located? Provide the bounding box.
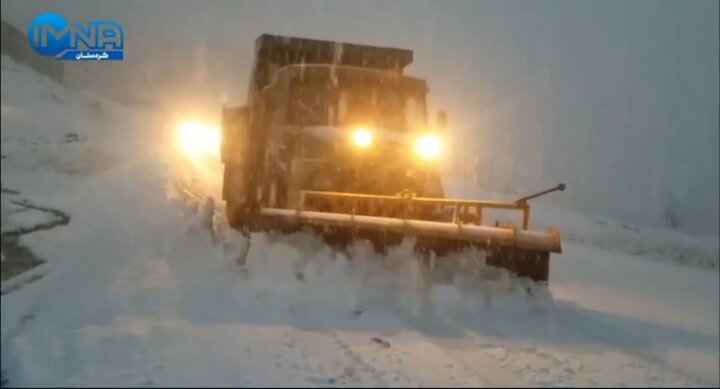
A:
[224,162,254,230]
[226,183,257,231]
[226,195,247,230]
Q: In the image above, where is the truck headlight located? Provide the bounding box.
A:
[176,120,220,159]
[415,133,442,160]
[352,128,373,148]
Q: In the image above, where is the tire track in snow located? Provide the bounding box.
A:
[424,298,598,387]
[305,306,489,387]
[435,294,707,387]
[330,334,389,387]
[549,304,710,386]
[388,306,530,387]
[244,304,389,386]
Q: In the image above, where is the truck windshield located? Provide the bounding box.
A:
[336,82,424,131]
[288,77,425,131]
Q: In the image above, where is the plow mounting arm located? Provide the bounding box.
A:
[515,183,566,206]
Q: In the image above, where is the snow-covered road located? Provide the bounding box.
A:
[2,56,718,387]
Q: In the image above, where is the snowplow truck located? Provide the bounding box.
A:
[221,34,565,283]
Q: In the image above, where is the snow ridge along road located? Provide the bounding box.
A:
[1,55,718,387]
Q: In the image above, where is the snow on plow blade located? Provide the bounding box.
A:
[260,207,562,252]
[259,187,565,254]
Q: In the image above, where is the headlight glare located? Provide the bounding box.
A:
[352,128,373,148]
[415,133,442,160]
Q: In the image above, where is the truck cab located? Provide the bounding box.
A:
[222,34,446,227]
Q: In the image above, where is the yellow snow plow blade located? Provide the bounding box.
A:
[260,188,563,253]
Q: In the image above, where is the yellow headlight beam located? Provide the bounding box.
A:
[415,133,442,160]
[176,120,221,159]
[352,128,373,148]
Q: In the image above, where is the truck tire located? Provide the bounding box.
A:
[226,194,246,230]
[224,162,252,230]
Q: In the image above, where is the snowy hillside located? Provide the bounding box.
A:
[1,56,718,387]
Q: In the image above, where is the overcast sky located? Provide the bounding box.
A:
[2,0,718,234]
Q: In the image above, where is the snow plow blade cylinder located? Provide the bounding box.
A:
[260,208,562,253]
